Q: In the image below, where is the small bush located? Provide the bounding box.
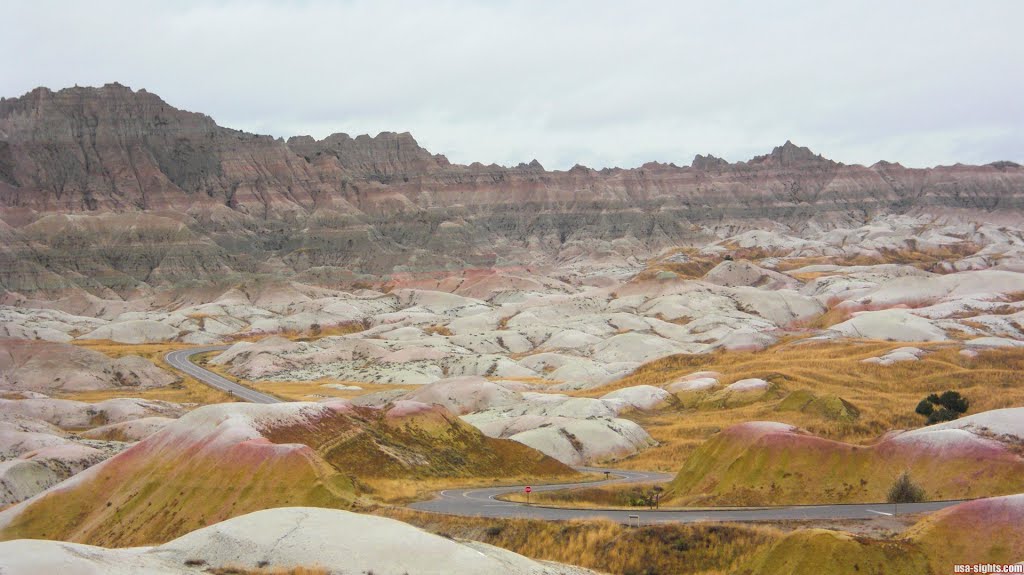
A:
[927,407,959,424]
[918,391,968,422]
[936,390,969,413]
[887,472,926,504]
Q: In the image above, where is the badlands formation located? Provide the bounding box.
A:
[1,84,1024,574]
[0,507,597,575]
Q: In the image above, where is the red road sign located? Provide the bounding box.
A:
[524,486,532,493]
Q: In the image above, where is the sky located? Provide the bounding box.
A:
[4,0,1023,170]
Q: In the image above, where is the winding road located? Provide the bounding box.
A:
[409,474,963,522]
[166,346,966,523]
[165,345,278,404]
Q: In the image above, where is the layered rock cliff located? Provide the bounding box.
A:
[1,83,1022,295]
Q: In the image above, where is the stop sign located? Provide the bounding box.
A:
[524,486,532,493]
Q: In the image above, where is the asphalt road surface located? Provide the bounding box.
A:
[169,346,965,524]
[410,469,964,523]
[165,345,280,404]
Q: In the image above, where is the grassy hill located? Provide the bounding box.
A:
[0,400,572,546]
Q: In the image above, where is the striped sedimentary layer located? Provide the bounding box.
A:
[669,410,1024,505]
[2,84,1023,294]
[0,400,569,546]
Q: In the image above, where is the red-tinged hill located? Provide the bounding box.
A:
[741,493,1024,575]
[0,399,571,546]
[907,493,1024,573]
[669,409,1024,505]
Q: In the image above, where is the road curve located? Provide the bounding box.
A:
[165,345,281,404]
[410,472,965,523]
[167,347,966,523]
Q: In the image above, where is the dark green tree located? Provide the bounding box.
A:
[936,391,969,414]
[915,399,934,416]
[927,407,959,424]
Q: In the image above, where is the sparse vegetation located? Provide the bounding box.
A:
[377,507,780,575]
[886,472,926,504]
[424,324,453,336]
[197,357,419,402]
[634,252,721,281]
[743,529,930,575]
[231,320,366,342]
[503,482,670,509]
[65,340,236,404]
[774,244,984,275]
[585,342,1024,473]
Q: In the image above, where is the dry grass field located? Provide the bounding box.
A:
[359,471,601,505]
[61,333,1024,508]
[377,507,781,575]
[191,354,420,402]
[378,506,961,575]
[63,340,236,404]
[584,340,1024,472]
[500,481,664,507]
[227,321,366,342]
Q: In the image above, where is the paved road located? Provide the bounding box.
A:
[168,347,965,524]
[410,469,965,523]
[165,345,281,404]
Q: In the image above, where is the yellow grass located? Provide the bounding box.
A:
[359,472,602,505]
[193,356,418,402]
[229,321,366,342]
[581,340,1024,472]
[774,244,983,274]
[501,481,666,508]
[63,340,236,404]
[376,507,780,575]
[424,324,453,336]
[634,254,721,281]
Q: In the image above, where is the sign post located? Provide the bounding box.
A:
[524,485,532,504]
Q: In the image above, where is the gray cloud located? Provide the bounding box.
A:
[4,0,1022,169]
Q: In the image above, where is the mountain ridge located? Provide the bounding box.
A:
[1,83,1023,294]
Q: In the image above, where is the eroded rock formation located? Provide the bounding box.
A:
[2,83,1022,295]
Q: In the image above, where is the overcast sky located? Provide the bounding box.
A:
[4,0,1022,169]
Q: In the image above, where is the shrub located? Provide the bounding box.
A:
[927,407,959,424]
[926,393,941,404]
[936,390,969,413]
[914,399,934,416]
[887,472,926,504]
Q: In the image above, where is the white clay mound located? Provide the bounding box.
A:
[829,309,947,342]
[725,378,771,392]
[401,376,522,415]
[666,376,719,393]
[599,385,671,411]
[0,507,598,574]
